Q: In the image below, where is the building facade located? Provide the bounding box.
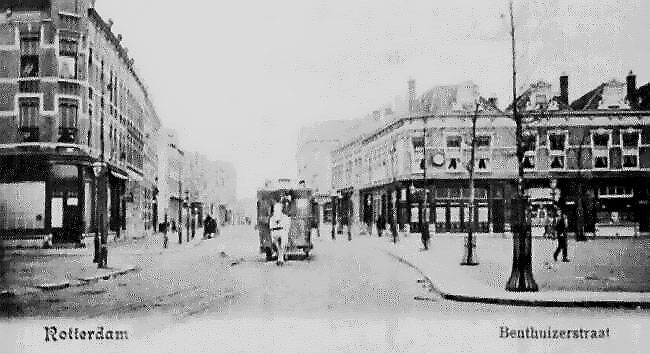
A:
[157,128,183,229]
[331,75,650,237]
[0,0,160,243]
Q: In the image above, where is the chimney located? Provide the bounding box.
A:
[408,79,416,113]
[560,73,568,107]
[627,70,637,109]
[117,34,123,42]
[107,19,114,29]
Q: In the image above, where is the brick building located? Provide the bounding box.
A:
[0,0,160,243]
[331,74,650,237]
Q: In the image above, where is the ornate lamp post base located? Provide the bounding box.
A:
[505,197,538,292]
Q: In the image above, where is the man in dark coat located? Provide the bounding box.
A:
[204,215,213,239]
[553,210,570,262]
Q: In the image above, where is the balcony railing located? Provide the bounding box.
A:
[19,79,40,93]
[18,127,40,143]
[57,127,77,144]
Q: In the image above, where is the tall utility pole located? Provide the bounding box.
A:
[390,135,399,243]
[93,109,107,268]
[178,157,183,244]
[462,101,481,265]
[505,0,538,292]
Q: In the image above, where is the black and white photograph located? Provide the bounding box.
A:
[1,0,650,353]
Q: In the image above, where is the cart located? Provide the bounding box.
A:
[257,183,314,261]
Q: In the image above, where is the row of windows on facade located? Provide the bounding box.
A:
[18,30,145,137]
[19,30,79,79]
[333,129,645,183]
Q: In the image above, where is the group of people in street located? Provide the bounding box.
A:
[157,213,221,248]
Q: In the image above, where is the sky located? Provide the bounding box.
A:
[94,0,650,200]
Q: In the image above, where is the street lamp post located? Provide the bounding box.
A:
[421,117,430,250]
[462,101,481,266]
[331,191,337,240]
[178,161,183,245]
[505,0,538,291]
[185,190,190,242]
[409,182,416,235]
[92,162,106,268]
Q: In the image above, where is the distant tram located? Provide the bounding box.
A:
[256,179,314,261]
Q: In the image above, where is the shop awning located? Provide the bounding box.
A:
[111,170,128,180]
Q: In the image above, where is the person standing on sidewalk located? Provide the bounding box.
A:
[203,214,213,239]
[553,210,570,262]
[191,216,196,239]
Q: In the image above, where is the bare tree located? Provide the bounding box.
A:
[505,0,538,292]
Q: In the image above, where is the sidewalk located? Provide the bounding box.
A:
[0,228,206,297]
[369,232,650,308]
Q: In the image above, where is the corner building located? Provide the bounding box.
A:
[0,0,159,243]
[331,75,650,237]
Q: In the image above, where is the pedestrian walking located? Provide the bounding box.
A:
[553,210,570,262]
[376,214,385,237]
[162,217,169,249]
[191,217,196,239]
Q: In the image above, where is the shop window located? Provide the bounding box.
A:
[621,130,640,169]
[591,130,611,170]
[598,185,634,198]
[18,98,40,142]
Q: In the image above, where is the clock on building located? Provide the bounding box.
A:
[432,153,444,167]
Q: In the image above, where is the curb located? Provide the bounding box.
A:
[35,282,70,291]
[78,265,139,283]
[2,266,140,297]
[384,249,650,310]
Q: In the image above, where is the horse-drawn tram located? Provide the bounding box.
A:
[256,179,314,262]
